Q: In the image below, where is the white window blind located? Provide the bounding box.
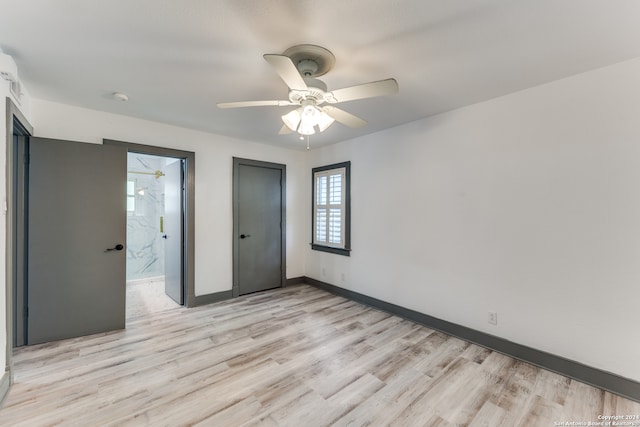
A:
[313,167,345,248]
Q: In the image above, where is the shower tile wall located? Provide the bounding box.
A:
[127,154,165,281]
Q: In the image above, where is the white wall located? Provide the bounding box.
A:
[30,99,307,296]
[306,58,640,382]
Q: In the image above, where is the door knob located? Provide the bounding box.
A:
[240,234,251,239]
[105,244,124,252]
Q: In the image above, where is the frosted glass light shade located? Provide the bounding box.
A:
[282,109,301,132]
[317,111,335,132]
[298,120,316,135]
[302,103,319,121]
[281,103,335,135]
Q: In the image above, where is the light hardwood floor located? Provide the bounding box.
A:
[1,285,638,426]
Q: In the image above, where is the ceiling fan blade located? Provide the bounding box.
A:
[263,54,308,91]
[328,78,399,103]
[217,100,294,109]
[322,105,367,128]
[279,124,293,135]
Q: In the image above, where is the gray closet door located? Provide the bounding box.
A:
[235,161,284,295]
[27,137,127,345]
[163,158,183,304]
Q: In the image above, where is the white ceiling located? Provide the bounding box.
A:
[1,0,640,150]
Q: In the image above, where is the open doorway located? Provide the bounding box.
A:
[126,152,184,319]
[8,133,195,348]
[105,139,195,312]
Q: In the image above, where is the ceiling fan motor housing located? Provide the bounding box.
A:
[283,44,336,77]
[288,78,335,105]
[297,59,319,77]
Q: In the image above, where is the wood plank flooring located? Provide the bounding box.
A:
[1,285,638,426]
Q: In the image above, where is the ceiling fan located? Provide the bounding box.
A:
[217,44,399,136]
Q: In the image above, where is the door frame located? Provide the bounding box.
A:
[5,97,33,391]
[232,157,286,297]
[104,139,196,308]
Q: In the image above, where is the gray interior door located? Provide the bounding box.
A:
[163,158,183,304]
[234,159,285,295]
[27,137,127,345]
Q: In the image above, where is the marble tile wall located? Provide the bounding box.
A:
[126,154,165,281]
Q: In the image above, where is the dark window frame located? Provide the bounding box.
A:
[311,161,351,256]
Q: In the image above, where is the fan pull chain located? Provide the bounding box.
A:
[306,135,310,150]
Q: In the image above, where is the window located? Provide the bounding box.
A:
[312,161,350,256]
[127,180,136,213]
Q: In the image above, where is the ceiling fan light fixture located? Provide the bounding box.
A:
[297,99,335,134]
[283,102,333,136]
[282,109,301,132]
[317,111,335,132]
[298,119,316,135]
[301,99,319,120]
[220,45,398,139]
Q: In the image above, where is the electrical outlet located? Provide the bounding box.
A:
[488,311,498,325]
[322,267,326,277]
[341,273,345,281]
